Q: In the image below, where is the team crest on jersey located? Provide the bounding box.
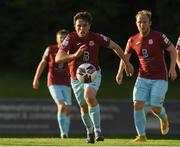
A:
[148,39,153,45]
[89,41,95,46]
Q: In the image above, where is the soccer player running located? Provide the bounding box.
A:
[176,36,180,70]
[116,10,177,142]
[33,29,72,138]
[55,11,134,144]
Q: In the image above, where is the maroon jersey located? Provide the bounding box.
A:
[43,45,70,86]
[176,36,180,50]
[61,32,110,80]
[125,30,171,80]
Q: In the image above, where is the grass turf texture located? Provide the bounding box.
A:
[0,69,179,99]
[0,137,180,146]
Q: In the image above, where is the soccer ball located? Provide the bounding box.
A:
[76,63,97,83]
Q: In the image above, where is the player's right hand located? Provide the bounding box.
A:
[75,44,87,58]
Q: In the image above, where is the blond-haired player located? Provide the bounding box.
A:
[116,10,177,142]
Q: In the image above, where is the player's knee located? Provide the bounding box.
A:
[64,106,71,115]
[133,101,144,110]
[84,87,96,99]
[57,101,65,111]
[80,103,89,113]
[84,90,97,106]
[85,97,97,107]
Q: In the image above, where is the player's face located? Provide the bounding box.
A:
[74,19,90,38]
[136,14,151,37]
[56,34,67,46]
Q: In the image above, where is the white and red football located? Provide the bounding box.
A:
[76,63,97,83]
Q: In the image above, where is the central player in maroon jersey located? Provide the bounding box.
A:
[116,10,177,142]
[55,11,134,144]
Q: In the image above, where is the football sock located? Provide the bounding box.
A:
[64,114,70,136]
[89,104,101,132]
[57,112,67,136]
[134,109,146,136]
[81,112,93,134]
[157,106,167,120]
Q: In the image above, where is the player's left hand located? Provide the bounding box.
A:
[169,68,177,80]
[125,63,134,77]
[74,44,87,59]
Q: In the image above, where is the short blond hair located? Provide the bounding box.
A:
[135,10,152,21]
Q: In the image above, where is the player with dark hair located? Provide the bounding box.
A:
[55,11,134,144]
[116,10,177,142]
[33,29,71,138]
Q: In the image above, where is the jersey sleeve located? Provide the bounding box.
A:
[96,33,110,47]
[61,34,72,53]
[176,36,180,50]
[42,47,50,61]
[125,37,134,54]
[161,33,172,49]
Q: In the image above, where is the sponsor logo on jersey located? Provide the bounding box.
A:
[162,34,170,44]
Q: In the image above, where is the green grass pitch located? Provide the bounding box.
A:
[0,137,180,146]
